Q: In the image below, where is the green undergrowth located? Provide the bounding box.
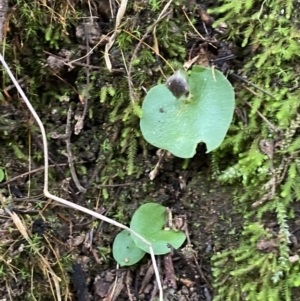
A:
[209,0,300,300]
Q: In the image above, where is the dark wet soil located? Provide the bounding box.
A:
[0,138,242,301]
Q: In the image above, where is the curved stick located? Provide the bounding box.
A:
[0,54,163,301]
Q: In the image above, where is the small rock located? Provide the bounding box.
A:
[289,254,299,263]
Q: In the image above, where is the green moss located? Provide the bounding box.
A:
[208,1,300,300]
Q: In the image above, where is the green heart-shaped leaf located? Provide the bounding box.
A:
[113,230,146,266]
[130,203,186,255]
[140,66,235,158]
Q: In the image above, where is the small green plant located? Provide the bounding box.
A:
[140,66,235,158]
[113,203,186,266]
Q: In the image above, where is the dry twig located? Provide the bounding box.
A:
[58,106,86,193]
[0,163,69,187]
[0,0,8,42]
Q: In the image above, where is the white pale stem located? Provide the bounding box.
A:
[0,54,163,301]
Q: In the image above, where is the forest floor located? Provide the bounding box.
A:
[0,149,243,301]
[1,1,299,301]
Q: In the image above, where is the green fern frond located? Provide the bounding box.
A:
[264,285,280,301]
[283,281,291,301]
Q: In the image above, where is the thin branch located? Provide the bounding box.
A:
[70,30,113,65]
[65,107,86,193]
[231,73,276,99]
[242,98,280,133]
[96,183,134,188]
[4,76,28,91]
[43,51,102,70]
[44,50,125,72]
[0,163,70,187]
